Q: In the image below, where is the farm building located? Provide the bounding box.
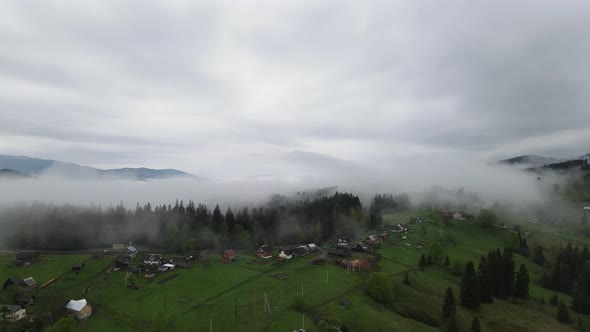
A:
[307,243,317,252]
[16,293,35,306]
[16,251,39,261]
[0,304,26,321]
[117,246,138,268]
[65,299,92,320]
[223,249,237,262]
[353,242,368,252]
[3,277,23,290]
[453,211,466,220]
[255,245,273,259]
[278,250,293,260]
[337,237,351,248]
[72,263,85,272]
[22,277,37,290]
[143,254,164,265]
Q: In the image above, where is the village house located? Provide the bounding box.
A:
[112,243,125,250]
[3,277,23,290]
[255,245,273,259]
[353,242,368,252]
[65,299,92,320]
[143,254,164,265]
[327,248,351,258]
[453,211,466,220]
[307,243,317,252]
[0,304,26,322]
[158,263,175,272]
[337,237,351,249]
[16,293,35,306]
[278,250,293,260]
[117,246,138,268]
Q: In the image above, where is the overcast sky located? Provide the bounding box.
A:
[1,1,589,179]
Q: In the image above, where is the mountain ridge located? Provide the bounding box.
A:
[0,154,194,180]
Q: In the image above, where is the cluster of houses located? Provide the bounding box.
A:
[14,251,39,267]
[247,243,319,261]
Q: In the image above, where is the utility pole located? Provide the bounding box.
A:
[326,271,329,285]
[302,313,305,330]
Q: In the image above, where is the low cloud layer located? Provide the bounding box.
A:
[1,1,589,179]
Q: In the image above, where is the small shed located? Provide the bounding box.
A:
[72,263,85,272]
[16,293,35,306]
[307,243,317,252]
[65,299,92,320]
[22,277,37,290]
[222,249,237,262]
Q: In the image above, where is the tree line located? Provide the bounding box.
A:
[0,192,410,252]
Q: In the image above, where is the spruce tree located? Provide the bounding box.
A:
[514,264,530,299]
[477,256,493,303]
[550,292,559,306]
[427,254,434,266]
[471,316,481,332]
[504,247,515,296]
[447,311,459,332]
[444,255,450,268]
[403,272,411,286]
[460,261,481,309]
[443,286,456,319]
[557,300,570,323]
[419,254,426,270]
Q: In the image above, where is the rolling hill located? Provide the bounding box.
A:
[0,154,194,180]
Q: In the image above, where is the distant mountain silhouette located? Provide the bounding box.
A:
[0,154,194,180]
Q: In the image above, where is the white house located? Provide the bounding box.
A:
[66,299,92,320]
[0,305,26,321]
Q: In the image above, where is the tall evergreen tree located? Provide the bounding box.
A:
[403,272,411,286]
[211,204,224,233]
[557,300,570,323]
[460,261,481,309]
[443,286,456,319]
[504,247,516,296]
[444,255,451,268]
[514,264,530,299]
[477,256,494,303]
[447,311,459,332]
[471,316,481,332]
[419,254,427,270]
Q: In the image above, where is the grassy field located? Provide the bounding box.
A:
[3,207,590,331]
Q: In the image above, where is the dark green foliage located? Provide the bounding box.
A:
[366,272,393,304]
[427,254,434,266]
[460,261,481,309]
[550,292,559,306]
[542,242,588,293]
[444,255,450,268]
[476,209,497,227]
[393,305,439,327]
[291,297,312,313]
[477,255,494,303]
[419,254,427,270]
[557,300,570,323]
[471,316,481,332]
[403,272,411,286]
[514,264,530,299]
[503,247,515,296]
[447,311,459,332]
[443,286,456,319]
[533,245,546,266]
[583,212,588,225]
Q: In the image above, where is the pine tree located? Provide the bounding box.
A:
[550,292,559,306]
[447,311,459,332]
[419,254,426,271]
[427,254,434,266]
[444,255,451,268]
[557,300,570,323]
[443,286,456,319]
[403,272,411,286]
[477,256,493,303]
[460,261,481,309]
[514,264,530,299]
[504,247,515,296]
[471,316,481,332]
